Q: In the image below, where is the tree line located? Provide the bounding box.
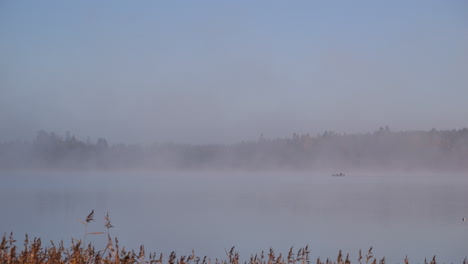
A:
[1,127,467,170]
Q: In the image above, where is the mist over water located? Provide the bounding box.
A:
[1,171,467,263]
[1,128,468,171]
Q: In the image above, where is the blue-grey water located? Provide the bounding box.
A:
[1,171,467,263]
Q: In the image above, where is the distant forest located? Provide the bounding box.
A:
[1,128,468,171]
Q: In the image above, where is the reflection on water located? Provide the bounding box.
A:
[1,171,467,263]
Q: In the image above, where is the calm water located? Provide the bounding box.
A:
[1,171,467,263]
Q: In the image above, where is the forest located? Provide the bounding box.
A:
[1,127,467,171]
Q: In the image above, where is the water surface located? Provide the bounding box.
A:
[1,171,467,263]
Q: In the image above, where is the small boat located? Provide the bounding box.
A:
[332,173,345,177]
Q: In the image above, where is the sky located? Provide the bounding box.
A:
[1,0,467,144]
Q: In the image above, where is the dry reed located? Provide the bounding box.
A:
[1,210,465,264]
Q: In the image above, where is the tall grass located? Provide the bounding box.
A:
[2,233,466,264]
[1,211,465,264]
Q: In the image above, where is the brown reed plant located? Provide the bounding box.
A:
[0,211,464,264]
[0,235,460,264]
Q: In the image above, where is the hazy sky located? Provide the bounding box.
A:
[1,1,467,144]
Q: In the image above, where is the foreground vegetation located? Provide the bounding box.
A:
[2,212,466,264]
[2,233,462,264]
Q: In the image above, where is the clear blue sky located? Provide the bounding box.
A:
[1,0,467,144]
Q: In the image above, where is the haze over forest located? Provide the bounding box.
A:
[1,1,467,171]
[1,128,467,171]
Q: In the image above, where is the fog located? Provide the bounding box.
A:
[1,1,467,145]
[1,128,467,171]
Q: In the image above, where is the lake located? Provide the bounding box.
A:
[1,171,467,263]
